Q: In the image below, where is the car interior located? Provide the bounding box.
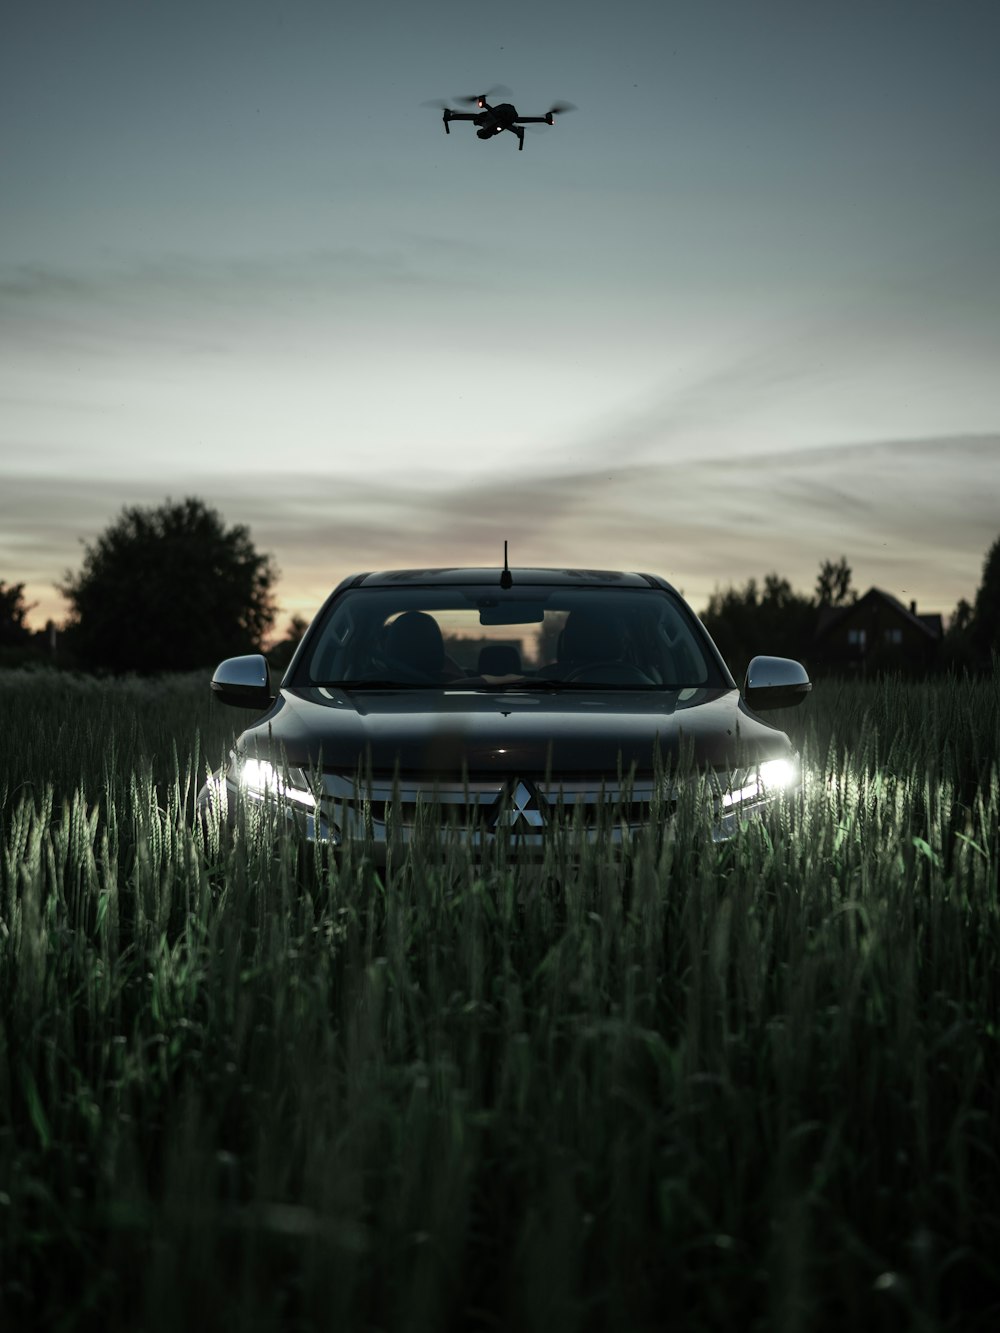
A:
[300,588,715,688]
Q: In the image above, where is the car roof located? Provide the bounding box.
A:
[344,567,677,592]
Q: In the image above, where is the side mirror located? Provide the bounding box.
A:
[743,656,811,711]
[211,654,275,709]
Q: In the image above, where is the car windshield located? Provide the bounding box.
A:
[293,586,725,690]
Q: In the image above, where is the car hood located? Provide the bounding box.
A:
[236,685,791,776]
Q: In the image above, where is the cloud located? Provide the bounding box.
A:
[0,242,509,374]
[0,243,496,317]
[3,434,996,631]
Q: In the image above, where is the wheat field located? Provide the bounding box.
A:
[1,668,998,1331]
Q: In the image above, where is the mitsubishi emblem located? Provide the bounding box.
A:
[493,779,546,830]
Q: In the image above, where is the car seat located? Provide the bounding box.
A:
[384,611,445,677]
[478,643,522,675]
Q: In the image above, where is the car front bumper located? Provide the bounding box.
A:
[197,758,799,862]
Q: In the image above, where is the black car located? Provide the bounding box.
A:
[199,567,810,857]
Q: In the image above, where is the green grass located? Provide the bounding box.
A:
[1,668,999,1331]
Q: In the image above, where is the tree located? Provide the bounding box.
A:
[949,599,974,635]
[268,614,309,670]
[60,498,278,673]
[815,556,855,607]
[0,581,34,648]
[700,574,815,676]
[941,597,975,672]
[969,533,1000,663]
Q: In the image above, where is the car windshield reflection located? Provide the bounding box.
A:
[293,586,725,692]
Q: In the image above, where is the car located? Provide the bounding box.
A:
[198,566,811,859]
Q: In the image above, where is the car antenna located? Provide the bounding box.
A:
[500,540,513,589]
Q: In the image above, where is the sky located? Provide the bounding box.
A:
[2,0,999,636]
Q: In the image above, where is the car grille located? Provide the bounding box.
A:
[309,773,674,849]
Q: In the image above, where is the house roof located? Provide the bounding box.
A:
[814,587,943,642]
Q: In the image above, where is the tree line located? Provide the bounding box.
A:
[700,548,1000,676]
[1,498,999,675]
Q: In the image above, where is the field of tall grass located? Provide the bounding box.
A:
[1,667,998,1331]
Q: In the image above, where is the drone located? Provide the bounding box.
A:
[428,86,576,152]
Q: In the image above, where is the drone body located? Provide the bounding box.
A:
[432,89,575,151]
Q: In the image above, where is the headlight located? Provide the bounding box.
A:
[719,756,799,810]
[239,757,316,809]
[759,757,797,793]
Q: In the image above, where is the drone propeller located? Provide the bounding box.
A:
[544,101,577,123]
[455,84,512,107]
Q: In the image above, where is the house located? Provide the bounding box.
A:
[813,587,943,675]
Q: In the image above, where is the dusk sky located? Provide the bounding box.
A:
[3,0,999,635]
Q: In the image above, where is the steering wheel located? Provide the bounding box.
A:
[563,661,655,685]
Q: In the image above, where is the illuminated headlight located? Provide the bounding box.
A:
[239,758,316,809]
[759,757,797,793]
[719,756,799,810]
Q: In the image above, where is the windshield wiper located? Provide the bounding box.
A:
[496,679,586,690]
[487,678,633,691]
[316,679,424,690]
[316,678,676,693]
